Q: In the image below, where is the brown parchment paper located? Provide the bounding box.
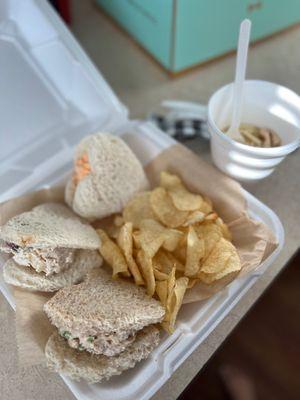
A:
[0,143,277,367]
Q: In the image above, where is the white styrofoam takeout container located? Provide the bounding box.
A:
[208,80,300,182]
[0,1,284,400]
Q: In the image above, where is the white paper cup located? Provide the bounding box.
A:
[207,80,300,181]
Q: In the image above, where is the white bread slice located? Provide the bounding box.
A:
[65,133,149,220]
[44,268,165,336]
[0,203,100,249]
[45,325,160,383]
[3,250,102,292]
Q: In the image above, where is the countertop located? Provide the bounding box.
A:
[0,1,299,399]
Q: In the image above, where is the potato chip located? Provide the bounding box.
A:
[117,222,132,254]
[225,250,241,274]
[215,217,232,241]
[162,267,176,325]
[187,278,198,289]
[153,268,169,281]
[194,222,223,259]
[172,241,187,264]
[205,212,218,221]
[150,187,188,228]
[198,250,241,283]
[132,247,138,259]
[134,219,183,256]
[160,171,182,189]
[97,229,129,278]
[160,171,203,211]
[200,238,233,274]
[169,187,204,211]
[123,191,157,228]
[156,280,168,305]
[168,252,185,272]
[126,257,145,285]
[170,277,189,323]
[136,249,156,296]
[153,251,172,274]
[197,238,241,283]
[161,304,173,327]
[164,276,189,333]
[167,267,176,304]
[114,215,124,227]
[199,197,213,215]
[153,250,184,274]
[163,228,183,251]
[117,222,144,285]
[182,210,205,226]
[104,224,120,239]
[185,226,205,277]
[138,219,167,258]
[132,231,141,249]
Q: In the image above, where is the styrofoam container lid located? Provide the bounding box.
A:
[0,0,128,164]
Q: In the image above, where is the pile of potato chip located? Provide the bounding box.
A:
[97,171,241,333]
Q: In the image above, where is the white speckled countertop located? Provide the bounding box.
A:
[0,2,299,399]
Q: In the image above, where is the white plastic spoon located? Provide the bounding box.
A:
[227,19,252,142]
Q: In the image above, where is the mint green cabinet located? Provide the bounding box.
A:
[95,0,300,73]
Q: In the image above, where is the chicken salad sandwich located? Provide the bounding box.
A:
[0,203,102,291]
[65,133,149,221]
[44,267,165,382]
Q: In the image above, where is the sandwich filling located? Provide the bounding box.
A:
[58,327,137,357]
[72,152,91,187]
[1,241,76,275]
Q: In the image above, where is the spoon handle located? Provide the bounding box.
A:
[229,19,252,140]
